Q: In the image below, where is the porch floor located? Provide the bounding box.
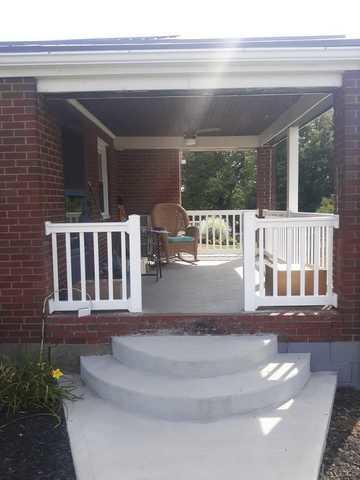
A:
[142,252,245,314]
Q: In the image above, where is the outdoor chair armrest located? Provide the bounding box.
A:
[185,225,199,241]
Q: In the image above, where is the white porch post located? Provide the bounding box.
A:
[128,215,143,312]
[287,126,299,212]
[242,211,257,311]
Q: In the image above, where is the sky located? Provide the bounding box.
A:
[0,0,360,41]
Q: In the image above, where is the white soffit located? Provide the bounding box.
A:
[259,94,333,145]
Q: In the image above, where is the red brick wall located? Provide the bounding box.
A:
[333,71,360,333]
[115,149,181,215]
[0,78,65,343]
[256,146,277,211]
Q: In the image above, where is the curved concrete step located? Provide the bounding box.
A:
[112,335,278,377]
[80,353,311,421]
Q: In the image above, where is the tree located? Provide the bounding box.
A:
[276,110,334,211]
[182,150,256,210]
[182,110,334,212]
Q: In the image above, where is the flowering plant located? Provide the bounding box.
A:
[0,356,78,424]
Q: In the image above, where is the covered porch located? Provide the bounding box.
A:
[16,35,351,315]
[41,71,341,315]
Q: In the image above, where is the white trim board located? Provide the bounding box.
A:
[0,45,359,92]
[67,99,116,140]
[114,136,259,151]
[38,72,343,93]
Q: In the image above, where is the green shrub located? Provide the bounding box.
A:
[0,356,78,423]
[317,196,335,213]
[199,217,230,245]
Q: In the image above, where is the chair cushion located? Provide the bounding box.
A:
[168,235,194,243]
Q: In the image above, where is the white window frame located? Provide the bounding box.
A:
[97,138,110,219]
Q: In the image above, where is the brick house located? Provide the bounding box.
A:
[0,35,359,384]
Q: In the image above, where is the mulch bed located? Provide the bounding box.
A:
[0,407,76,480]
[321,388,360,479]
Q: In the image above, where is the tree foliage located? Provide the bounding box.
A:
[276,110,334,211]
[182,110,334,212]
[182,150,256,210]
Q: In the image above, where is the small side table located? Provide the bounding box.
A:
[141,227,167,281]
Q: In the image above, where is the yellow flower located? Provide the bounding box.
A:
[51,368,64,380]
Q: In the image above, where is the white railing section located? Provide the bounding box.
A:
[45,215,142,313]
[188,210,246,251]
[243,211,339,311]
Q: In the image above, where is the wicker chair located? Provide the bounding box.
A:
[151,203,199,262]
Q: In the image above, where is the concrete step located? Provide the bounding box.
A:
[112,334,278,378]
[112,334,278,377]
[80,352,311,421]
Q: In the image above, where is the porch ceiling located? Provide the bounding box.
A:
[79,94,302,137]
[48,89,333,143]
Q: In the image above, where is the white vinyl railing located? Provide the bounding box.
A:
[243,210,339,311]
[188,210,246,251]
[45,215,142,313]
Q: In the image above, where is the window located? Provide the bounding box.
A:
[97,138,109,219]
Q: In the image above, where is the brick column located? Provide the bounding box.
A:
[333,71,360,332]
[0,78,64,343]
[256,146,276,212]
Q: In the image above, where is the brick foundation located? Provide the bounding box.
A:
[256,146,277,211]
[44,310,345,345]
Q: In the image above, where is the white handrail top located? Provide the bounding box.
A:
[264,209,338,218]
[188,209,251,215]
[256,215,339,228]
[45,216,138,235]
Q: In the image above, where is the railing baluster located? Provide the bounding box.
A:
[286,226,292,296]
[314,226,320,296]
[121,232,127,300]
[326,226,333,296]
[107,231,113,301]
[212,215,215,249]
[219,215,223,249]
[226,214,229,248]
[93,232,100,301]
[233,214,236,248]
[273,228,278,297]
[198,215,202,247]
[79,232,86,301]
[51,233,59,303]
[300,227,306,297]
[65,232,73,302]
[205,215,209,248]
[259,227,265,297]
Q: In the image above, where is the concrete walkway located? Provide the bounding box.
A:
[66,373,336,480]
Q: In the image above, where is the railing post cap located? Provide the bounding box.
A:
[45,221,51,235]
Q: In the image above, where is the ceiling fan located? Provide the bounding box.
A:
[183,127,222,146]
